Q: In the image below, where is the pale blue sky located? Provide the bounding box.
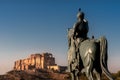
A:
[0,0,120,74]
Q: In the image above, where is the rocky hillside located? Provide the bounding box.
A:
[1,69,120,80]
[0,69,69,80]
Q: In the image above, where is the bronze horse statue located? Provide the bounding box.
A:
[67,28,114,80]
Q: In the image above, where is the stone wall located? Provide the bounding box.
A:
[14,52,56,70]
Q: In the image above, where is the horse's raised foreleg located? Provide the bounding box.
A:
[70,70,79,80]
[75,69,79,80]
[70,72,75,80]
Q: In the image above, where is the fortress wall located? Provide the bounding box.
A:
[14,52,56,70]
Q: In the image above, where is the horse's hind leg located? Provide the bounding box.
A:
[84,56,94,80]
[94,66,102,80]
[85,65,94,80]
[94,70,101,80]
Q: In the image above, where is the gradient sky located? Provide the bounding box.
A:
[0,0,120,74]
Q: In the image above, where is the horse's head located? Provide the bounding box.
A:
[67,28,74,48]
[67,28,74,39]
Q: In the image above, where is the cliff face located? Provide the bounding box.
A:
[14,52,56,70]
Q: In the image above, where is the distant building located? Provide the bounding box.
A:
[14,52,67,72]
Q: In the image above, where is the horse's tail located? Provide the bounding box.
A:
[100,36,114,80]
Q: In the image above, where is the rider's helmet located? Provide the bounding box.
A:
[77,8,84,20]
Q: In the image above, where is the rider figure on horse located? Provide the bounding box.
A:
[73,9,89,40]
[72,9,89,70]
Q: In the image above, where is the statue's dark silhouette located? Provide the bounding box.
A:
[67,9,114,80]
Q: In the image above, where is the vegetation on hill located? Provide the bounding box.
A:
[112,71,120,80]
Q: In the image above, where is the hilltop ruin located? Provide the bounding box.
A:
[14,52,66,72]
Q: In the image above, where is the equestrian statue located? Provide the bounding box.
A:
[67,9,114,80]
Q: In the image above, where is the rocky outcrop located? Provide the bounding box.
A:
[14,52,56,71]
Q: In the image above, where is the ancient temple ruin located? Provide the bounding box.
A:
[14,52,65,71]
